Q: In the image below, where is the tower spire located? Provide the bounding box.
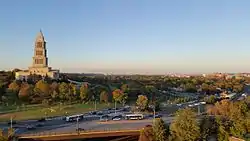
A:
[36,30,45,42]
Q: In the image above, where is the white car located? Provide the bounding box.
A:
[177,104,182,106]
[194,103,200,106]
[200,102,206,104]
[112,117,121,121]
[100,118,108,122]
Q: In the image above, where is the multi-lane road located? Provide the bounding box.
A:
[0,102,206,136]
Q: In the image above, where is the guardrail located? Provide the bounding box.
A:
[18,128,141,138]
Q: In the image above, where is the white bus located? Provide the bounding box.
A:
[65,114,84,122]
[125,114,144,120]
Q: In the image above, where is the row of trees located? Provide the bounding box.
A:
[2,80,130,106]
[140,96,250,141]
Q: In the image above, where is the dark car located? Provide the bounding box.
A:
[27,125,36,130]
[76,128,85,132]
[155,114,162,118]
[36,123,44,127]
[37,118,46,122]
[8,121,17,125]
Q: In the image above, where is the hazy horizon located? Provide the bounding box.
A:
[1,1,250,74]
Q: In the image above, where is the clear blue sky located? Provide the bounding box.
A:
[1,0,250,74]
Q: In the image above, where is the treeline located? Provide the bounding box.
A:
[139,97,250,141]
[1,80,110,105]
[67,73,247,94]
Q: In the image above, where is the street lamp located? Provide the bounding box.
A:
[153,106,156,124]
[76,117,79,134]
[94,100,97,111]
[115,101,117,114]
[10,116,13,129]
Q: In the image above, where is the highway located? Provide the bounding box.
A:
[0,99,206,137]
[17,116,175,136]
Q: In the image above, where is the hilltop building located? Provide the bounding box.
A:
[15,31,60,80]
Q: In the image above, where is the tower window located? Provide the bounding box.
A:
[36,42,43,48]
[35,59,43,64]
[36,51,43,56]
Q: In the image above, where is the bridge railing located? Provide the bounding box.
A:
[18,128,141,137]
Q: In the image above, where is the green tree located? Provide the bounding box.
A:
[199,116,217,141]
[136,95,148,111]
[121,84,129,93]
[153,118,168,141]
[216,117,229,141]
[58,82,70,101]
[204,95,216,104]
[170,108,200,141]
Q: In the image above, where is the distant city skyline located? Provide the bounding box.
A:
[1,0,250,74]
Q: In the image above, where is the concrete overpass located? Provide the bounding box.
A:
[16,129,140,141]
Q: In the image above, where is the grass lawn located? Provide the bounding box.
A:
[0,103,118,122]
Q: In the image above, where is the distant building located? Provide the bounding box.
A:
[15,30,60,80]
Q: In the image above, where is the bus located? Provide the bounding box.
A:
[65,114,84,122]
[125,114,144,120]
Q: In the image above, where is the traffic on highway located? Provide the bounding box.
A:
[0,98,211,137]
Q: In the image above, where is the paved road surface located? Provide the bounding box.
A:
[18,116,175,135]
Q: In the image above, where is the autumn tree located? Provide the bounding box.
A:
[136,95,148,111]
[112,89,127,105]
[100,90,109,103]
[18,83,33,102]
[50,82,59,100]
[59,82,70,101]
[8,81,20,93]
[80,84,89,103]
[170,108,200,141]
[69,83,78,101]
[139,125,154,141]
[153,118,168,141]
[34,80,50,96]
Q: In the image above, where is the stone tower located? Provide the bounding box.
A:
[15,30,60,80]
[32,30,48,68]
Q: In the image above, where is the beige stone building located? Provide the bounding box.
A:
[15,31,60,80]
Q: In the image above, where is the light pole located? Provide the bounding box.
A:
[115,101,117,114]
[10,116,13,129]
[94,100,97,111]
[76,117,79,134]
[153,106,156,124]
[198,104,200,115]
